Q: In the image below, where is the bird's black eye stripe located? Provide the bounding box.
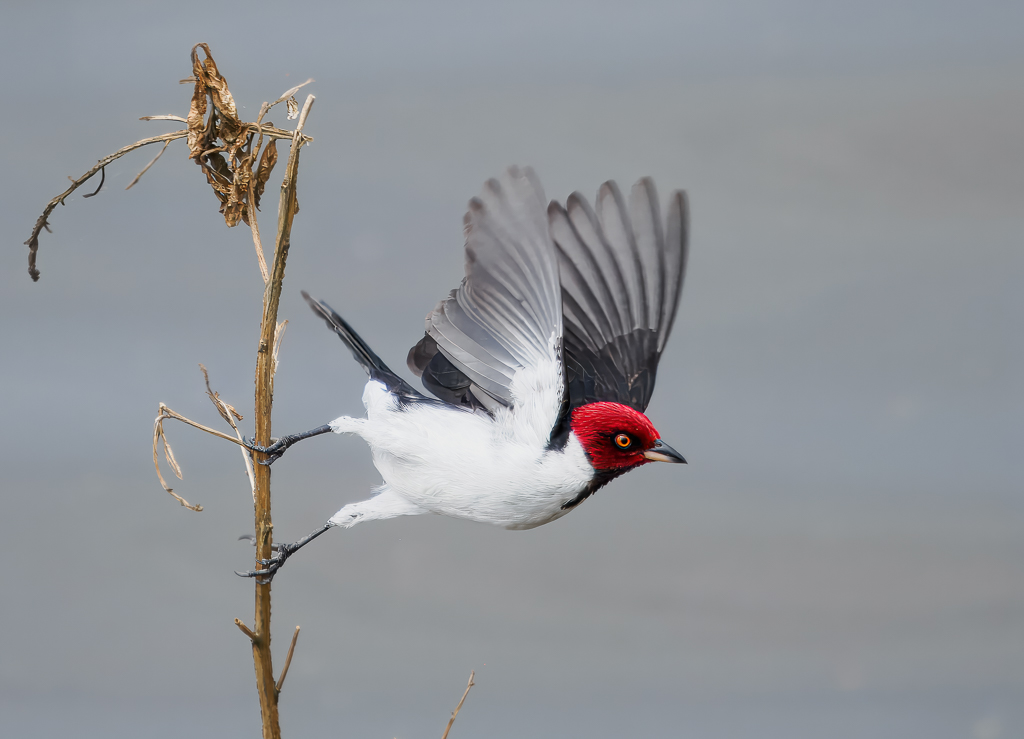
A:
[614,433,632,449]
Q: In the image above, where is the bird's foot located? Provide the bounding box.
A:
[241,436,292,466]
[235,523,333,582]
[242,425,333,466]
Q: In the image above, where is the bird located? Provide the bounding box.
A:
[239,166,689,580]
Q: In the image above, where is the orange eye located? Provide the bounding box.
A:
[614,434,632,449]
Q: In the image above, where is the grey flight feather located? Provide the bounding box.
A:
[409,166,564,410]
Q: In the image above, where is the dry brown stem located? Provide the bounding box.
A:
[248,90,314,739]
[441,671,476,739]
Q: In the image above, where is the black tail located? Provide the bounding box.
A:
[301,291,435,405]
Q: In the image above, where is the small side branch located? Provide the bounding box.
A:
[235,618,257,641]
[441,671,476,739]
[275,626,301,693]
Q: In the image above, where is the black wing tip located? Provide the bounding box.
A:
[300,289,325,313]
[301,290,343,328]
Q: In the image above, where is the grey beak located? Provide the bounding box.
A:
[643,439,687,464]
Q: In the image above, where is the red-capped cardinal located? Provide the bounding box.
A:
[240,167,688,580]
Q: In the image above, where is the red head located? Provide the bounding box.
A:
[570,402,686,472]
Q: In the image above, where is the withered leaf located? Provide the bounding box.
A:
[194,44,243,146]
[202,152,233,194]
[253,139,278,211]
[225,166,253,228]
[186,52,209,158]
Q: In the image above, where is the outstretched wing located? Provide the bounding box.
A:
[407,167,565,437]
[549,178,689,412]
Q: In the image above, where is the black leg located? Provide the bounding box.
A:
[243,423,333,466]
[235,523,334,582]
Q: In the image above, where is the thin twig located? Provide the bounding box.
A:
[441,671,476,739]
[156,403,245,446]
[293,94,315,138]
[81,166,105,198]
[248,179,270,284]
[246,101,273,284]
[275,626,301,693]
[140,114,188,122]
[271,320,288,385]
[270,78,314,110]
[235,618,257,641]
[125,139,171,190]
[199,364,256,499]
[253,123,307,141]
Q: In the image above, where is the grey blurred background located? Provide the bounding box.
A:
[2,1,1021,737]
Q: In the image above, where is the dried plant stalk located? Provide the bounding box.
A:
[25,46,317,739]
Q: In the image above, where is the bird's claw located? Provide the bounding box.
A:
[236,535,293,582]
[235,547,292,582]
